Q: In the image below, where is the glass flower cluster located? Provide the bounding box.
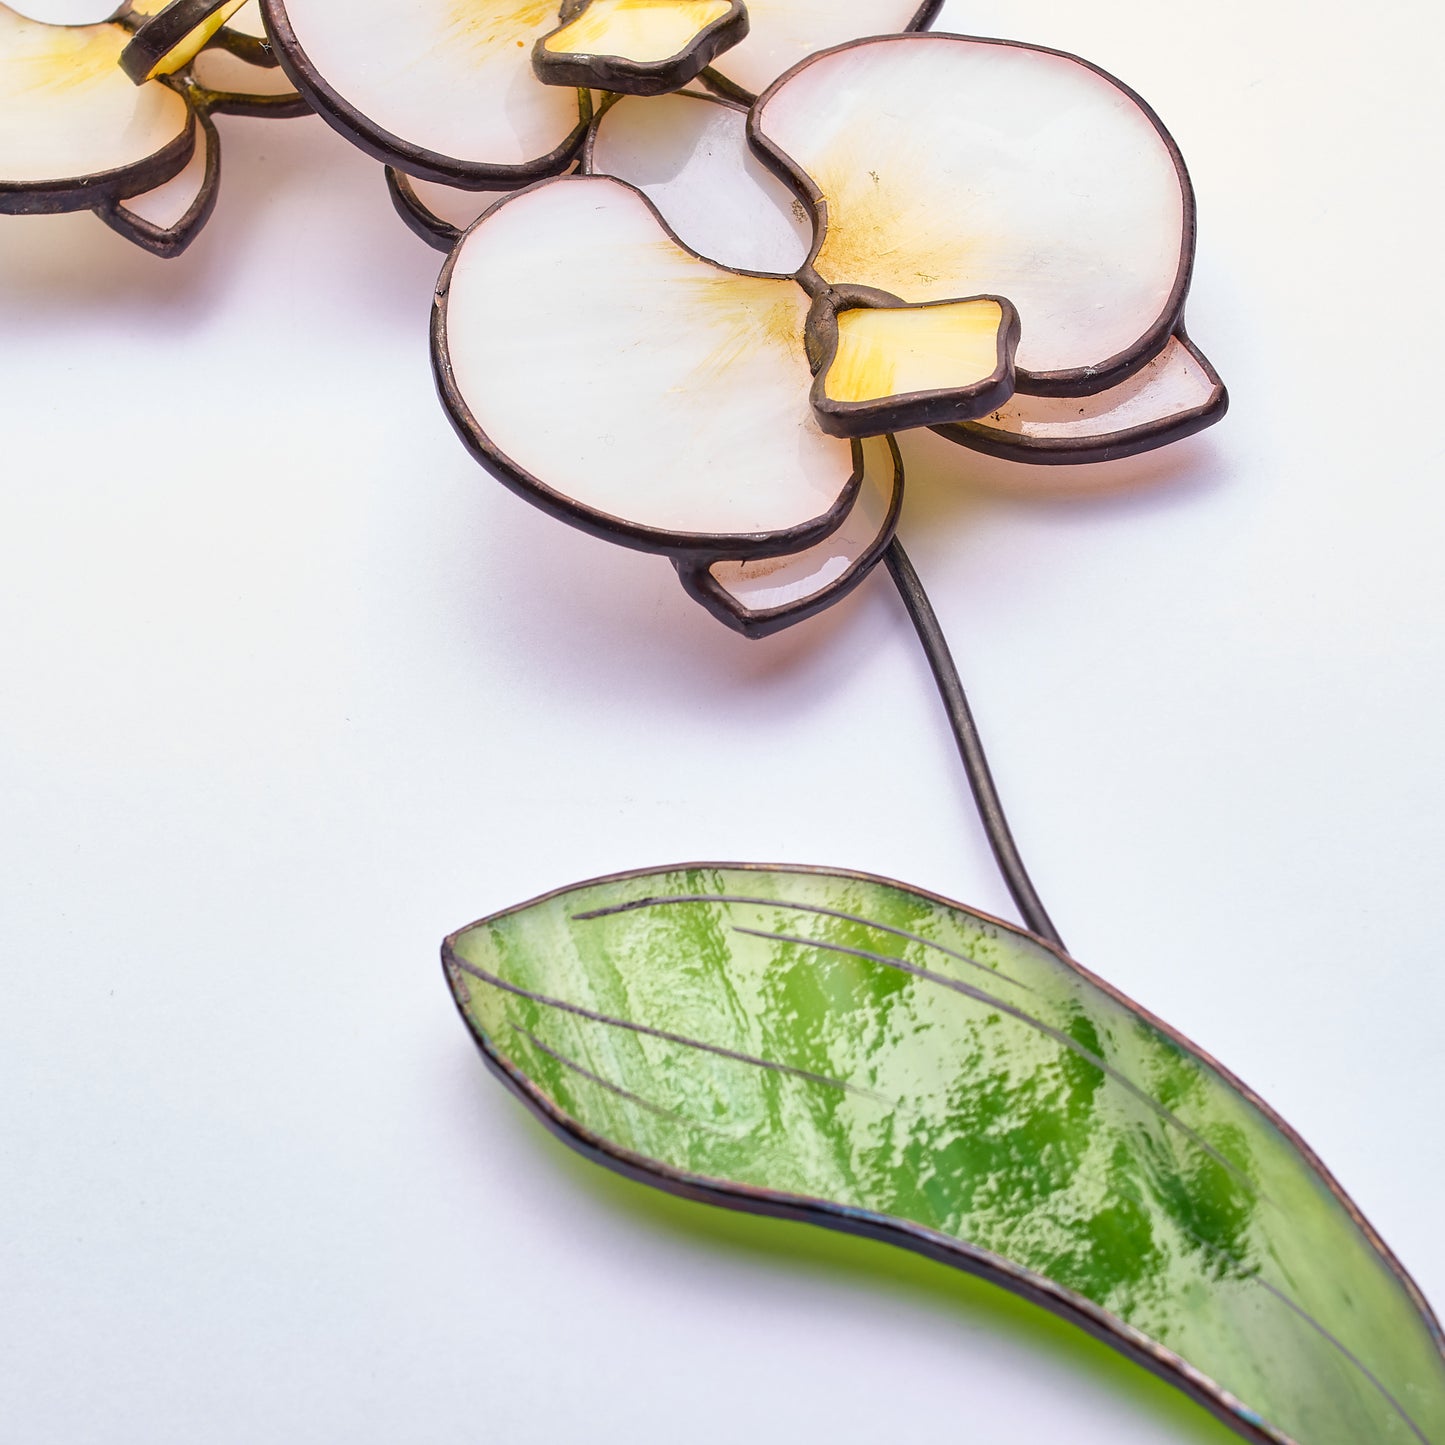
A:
[1,0,1225,633]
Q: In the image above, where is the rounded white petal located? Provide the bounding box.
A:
[946,333,1226,463]
[0,7,190,193]
[588,91,810,275]
[707,0,934,99]
[265,0,584,178]
[691,432,899,634]
[752,35,1190,389]
[437,175,856,549]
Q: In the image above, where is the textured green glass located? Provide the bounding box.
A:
[444,864,1445,1445]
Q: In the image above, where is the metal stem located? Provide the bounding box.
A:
[884,537,1065,951]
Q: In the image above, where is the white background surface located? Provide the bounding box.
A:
[2,2,1442,1441]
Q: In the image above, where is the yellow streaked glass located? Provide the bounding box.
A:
[543,0,730,63]
[824,300,1006,405]
[142,0,247,79]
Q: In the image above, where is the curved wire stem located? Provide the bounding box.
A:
[884,538,1065,952]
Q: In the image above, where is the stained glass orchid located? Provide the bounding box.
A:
[431,35,1228,636]
[6,4,1443,1442]
[0,0,305,255]
[426,53,1445,1444]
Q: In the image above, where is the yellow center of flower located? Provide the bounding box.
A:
[824,300,1007,405]
[543,0,731,63]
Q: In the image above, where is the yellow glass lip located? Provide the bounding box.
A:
[806,289,1020,439]
[823,299,1010,406]
[533,0,747,97]
[542,1,734,64]
[120,0,246,84]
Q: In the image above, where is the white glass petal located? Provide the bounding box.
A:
[190,43,302,94]
[117,119,210,228]
[956,334,1224,457]
[707,0,929,98]
[441,175,855,544]
[707,432,896,614]
[543,0,730,64]
[588,91,809,275]
[754,35,1187,383]
[0,8,189,187]
[269,0,582,169]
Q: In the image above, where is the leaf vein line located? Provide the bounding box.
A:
[734,927,1255,1194]
[1170,1216,1435,1445]
[507,1023,737,1139]
[1251,1274,1434,1444]
[451,956,894,1106]
[571,893,1032,991]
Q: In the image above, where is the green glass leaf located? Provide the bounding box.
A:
[444,864,1445,1445]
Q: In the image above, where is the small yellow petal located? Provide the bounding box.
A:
[543,0,731,63]
[824,300,1007,405]
[140,0,248,79]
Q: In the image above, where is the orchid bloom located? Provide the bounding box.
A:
[430,34,1227,637]
[0,0,305,255]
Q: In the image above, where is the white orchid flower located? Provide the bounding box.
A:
[431,33,1227,637]
[0,0,305,255]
